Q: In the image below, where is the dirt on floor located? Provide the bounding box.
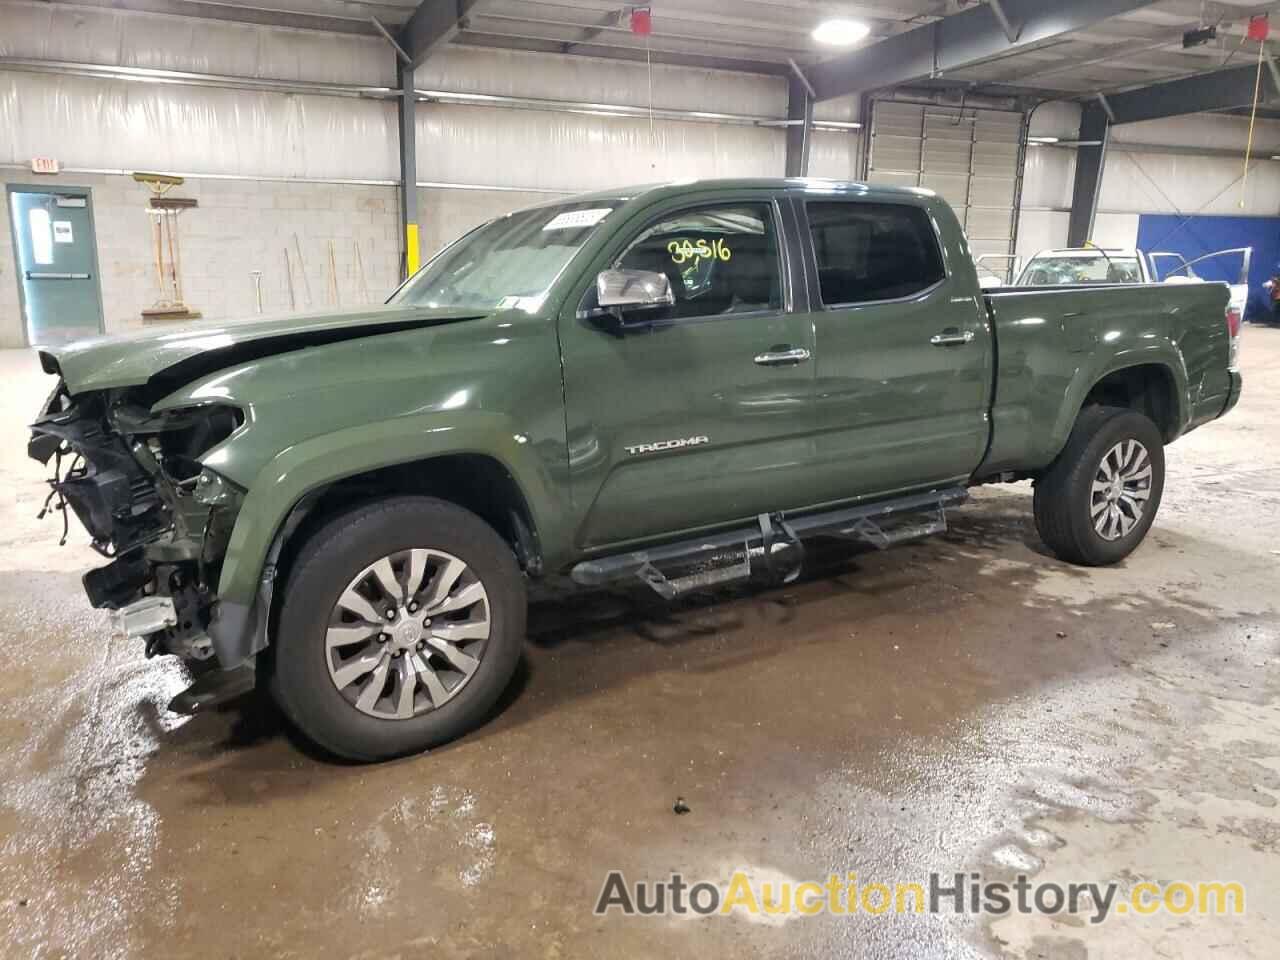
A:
[0,328,1278,960]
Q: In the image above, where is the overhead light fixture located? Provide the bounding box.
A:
[1027,136,1060,144]
[812,18,870,46]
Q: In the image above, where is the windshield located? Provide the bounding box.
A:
[390,200,623,310]
[1019,255,1142,285]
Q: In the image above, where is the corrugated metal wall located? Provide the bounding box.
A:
[1,2,823,191]
[0,0,823,343]
[1018,102,1280,265]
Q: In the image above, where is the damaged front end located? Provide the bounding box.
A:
[30,373,249,707]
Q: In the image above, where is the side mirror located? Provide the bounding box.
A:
[596,269,675,312]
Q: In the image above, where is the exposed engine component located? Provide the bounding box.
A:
[30,381,244,662]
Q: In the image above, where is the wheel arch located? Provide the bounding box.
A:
[207,445,545,669]
[1045,359,1186,467]
[273,453,543,586]
[1078,363,1182,443]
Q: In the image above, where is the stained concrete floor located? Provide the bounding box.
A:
[0,330,1278,960]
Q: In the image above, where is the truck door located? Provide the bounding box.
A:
[794,196,992,501]
[559,195,816,550]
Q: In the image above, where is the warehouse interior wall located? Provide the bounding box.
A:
[0,172,401,346]
[3,1,861,346]
[8,0,1276,345]
[1017,101,1280,270]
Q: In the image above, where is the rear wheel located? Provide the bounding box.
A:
[271,496,525,761]
[1033,405,1165,566]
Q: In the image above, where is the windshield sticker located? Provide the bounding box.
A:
[668,237,732,265]
[542,208,613,231]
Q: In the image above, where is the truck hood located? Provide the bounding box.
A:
[41,305,487,394]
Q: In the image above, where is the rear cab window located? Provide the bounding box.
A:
[805,201,946,306]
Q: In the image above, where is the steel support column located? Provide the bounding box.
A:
[1067,104,1110,247]
[397,61,419,280]
[785,76,814,177]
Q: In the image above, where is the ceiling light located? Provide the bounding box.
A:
[812,19,870,46]
[1028,136,1060,144]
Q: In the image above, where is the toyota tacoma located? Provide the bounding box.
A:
[28,179,1243,760]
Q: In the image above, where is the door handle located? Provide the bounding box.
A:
[26,272,90,280]
[754,346,811,366]
[930,328,975,346]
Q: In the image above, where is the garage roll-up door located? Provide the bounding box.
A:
[867,99,1025,279]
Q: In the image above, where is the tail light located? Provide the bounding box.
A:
[1226,305,1242,370]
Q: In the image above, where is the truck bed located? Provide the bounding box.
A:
[978,280,1233,477]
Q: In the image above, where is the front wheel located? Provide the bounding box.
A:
[1033,406,1166,566]
[270,496,526,761]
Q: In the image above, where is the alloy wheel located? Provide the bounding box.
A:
[324,549,490,719]
[1090,439,1153,541]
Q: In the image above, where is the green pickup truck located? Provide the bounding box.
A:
[29,178,1242,760]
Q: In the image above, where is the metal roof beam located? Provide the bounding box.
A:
[400,0,478,67]
[1103,63,1280,123]
[455,31,792,75]
[807,0,1157,101]
[28,0,389,35]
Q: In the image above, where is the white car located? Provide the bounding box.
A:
[977,246,1250,327]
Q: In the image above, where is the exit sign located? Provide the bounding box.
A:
[31,157,60,174]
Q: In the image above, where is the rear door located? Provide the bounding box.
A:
[793,194,992,502]
[559,193,816,549]
[7,187,104,345]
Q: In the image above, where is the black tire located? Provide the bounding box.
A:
[270,496,526,762]
[1033,405,1165,566]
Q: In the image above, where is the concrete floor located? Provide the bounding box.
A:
[1,330,1278,959]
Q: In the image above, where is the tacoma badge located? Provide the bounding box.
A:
[625,435,710,456]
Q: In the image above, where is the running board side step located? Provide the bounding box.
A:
[571,487,967,599]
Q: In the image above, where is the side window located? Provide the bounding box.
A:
[28,207,54,266]
[613,203,783,319]
[806,201,945,306]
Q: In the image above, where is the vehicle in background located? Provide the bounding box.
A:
[1018,247,1145,285]
[980,246,1250,331]
[1152,248,1250,331]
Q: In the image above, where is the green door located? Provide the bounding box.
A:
[560,196,816,550]
[796,196,993,500]
[8,187,104,346]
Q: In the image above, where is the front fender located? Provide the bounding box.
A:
[145,316,571,655]
[214,410,563,608]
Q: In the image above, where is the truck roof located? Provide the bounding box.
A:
[556,177,938,207]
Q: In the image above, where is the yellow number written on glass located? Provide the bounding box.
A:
[667,237,732,265]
